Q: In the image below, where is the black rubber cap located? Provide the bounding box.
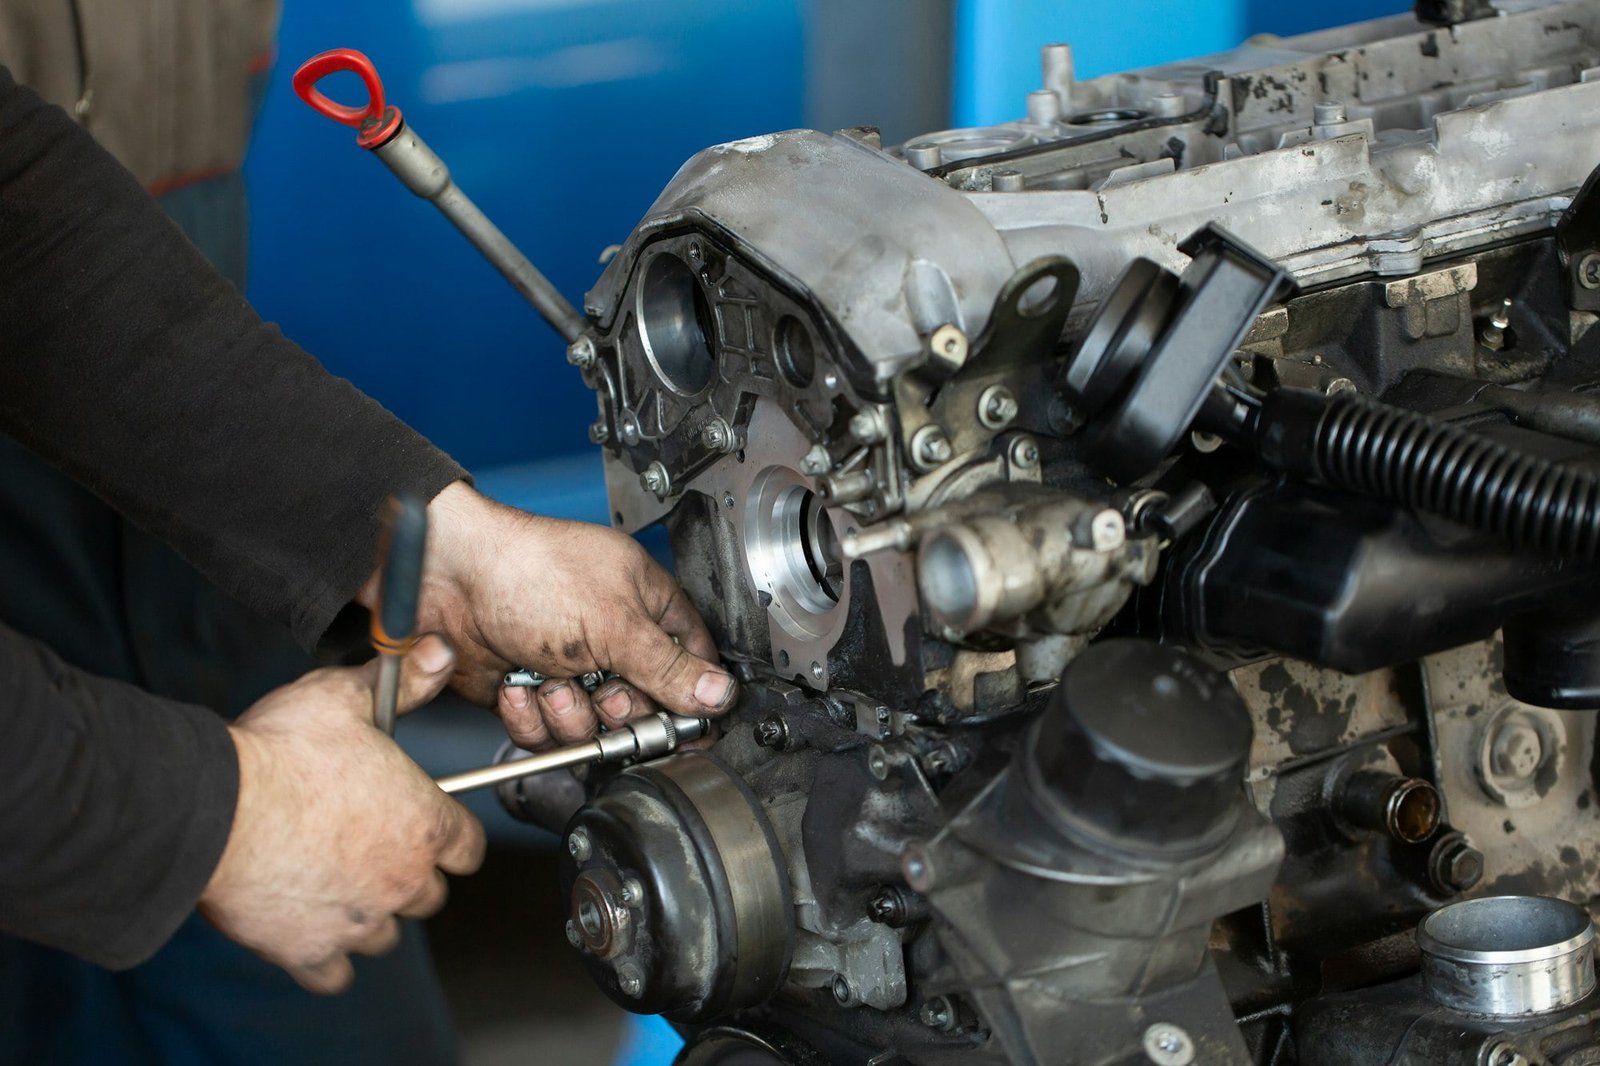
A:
[1027,639,1252,853]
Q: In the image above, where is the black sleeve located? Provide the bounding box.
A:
[0,622,238,969]
[0,66,468,653]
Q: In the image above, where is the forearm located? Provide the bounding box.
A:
[0,67,465,652]
[0,623,239,969]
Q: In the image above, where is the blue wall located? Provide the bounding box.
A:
[244,0,804,473]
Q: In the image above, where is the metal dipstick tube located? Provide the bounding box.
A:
[292,48,586,343]
[435,712,712,795]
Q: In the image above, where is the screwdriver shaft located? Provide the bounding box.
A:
[435,741,604,795]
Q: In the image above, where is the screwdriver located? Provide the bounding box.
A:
[372,494,428,735]
[434,712,712,794]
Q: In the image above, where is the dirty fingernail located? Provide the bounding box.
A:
[694,671,734,710]
[544,682,576,714]
[598,687,632,721]
[415,636,453,675]
[504,685,530,710]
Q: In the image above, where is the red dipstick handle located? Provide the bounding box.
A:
[292,48,404,149]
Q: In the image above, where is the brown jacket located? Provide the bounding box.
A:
[0,0,279,190]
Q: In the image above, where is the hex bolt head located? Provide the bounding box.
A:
[919,996,957,1032]
[587,420,610,444]
[867,744,891,780]
[978,385,1019,430]
[639,461,671,498]
[1143,1023,1196,1066]
[617,962,644,999]
[1009,435,1040,469]
[867,887,902,925]
[753,714,789,750]
[701,418,734,453]
[848,410,886,444]
[566,336,597,369]
[1581,253,1600,291]
[800,444,832,475]
[567,827,592,863]
[1430,834,1484,894]
[912,426,953,469]
[1090,508,1126,552]
[565,920,582,948]
[618,412,642,446]
[619,877,646,908]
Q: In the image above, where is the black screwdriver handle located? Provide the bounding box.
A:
[374,493,428,651]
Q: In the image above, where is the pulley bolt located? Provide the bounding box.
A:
[564,920,582,948]
[1492,719,1544,781]
[977,385,1019,429]
[566,336,597,369]
[701,418,735,453]
[1580,252,1600,291]
[920,996,958,1032]
[912,426,953,468]
[639,462,671,498]
[1143,1023,1196,1066]
[800,444,832,475]
[849,410,886,444]
[753,714,789,750]
[567,828,592,862]
[619,878,646,908]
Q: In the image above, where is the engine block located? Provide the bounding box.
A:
[530,3,1600,1062]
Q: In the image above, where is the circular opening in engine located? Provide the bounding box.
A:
[772,315,815,387]
[1067,107,1150,127]
[1420,895,1594,962]
[1388,779,1441,844]
[1017,274,1061,317]
[918,531,980,631]
[745,469,845,640]
[637,252,717,395]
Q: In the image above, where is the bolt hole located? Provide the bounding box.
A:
[1017,274,1060,317]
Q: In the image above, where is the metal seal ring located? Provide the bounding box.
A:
[1418,894,1597,1016]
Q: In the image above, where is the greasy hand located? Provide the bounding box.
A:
[411,483,736,748]
[198,636,485,994]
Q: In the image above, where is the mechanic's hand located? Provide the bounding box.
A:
[198,635,485,994]
[413,482,737,748]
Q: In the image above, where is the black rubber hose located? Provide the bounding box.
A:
[1256,388,1600,560]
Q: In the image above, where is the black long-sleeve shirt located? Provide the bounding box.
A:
[0,68,467,966]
